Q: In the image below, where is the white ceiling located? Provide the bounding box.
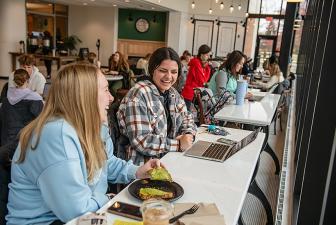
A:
[48,0,179,11]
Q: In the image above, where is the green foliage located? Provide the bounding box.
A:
[63,35,82,50]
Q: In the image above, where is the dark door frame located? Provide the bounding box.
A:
[215,20,237,57]
[191,19,214,56]
[253,35,277,69]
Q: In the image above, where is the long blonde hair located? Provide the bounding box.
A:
[18,63,106,181]
[269,63,281,77]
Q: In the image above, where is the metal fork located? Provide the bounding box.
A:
[169,204,199,223]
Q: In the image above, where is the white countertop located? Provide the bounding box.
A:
[66,127,265,225]
[214,93,280,126]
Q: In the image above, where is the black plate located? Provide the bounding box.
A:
[128,179,184,202]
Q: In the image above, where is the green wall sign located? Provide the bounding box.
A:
[118,9,167,41]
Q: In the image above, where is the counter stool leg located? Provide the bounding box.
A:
[238,213,246,225]
[262,126,280,175]
[249,180,274,225]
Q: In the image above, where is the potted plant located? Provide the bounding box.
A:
[63,35,82,55]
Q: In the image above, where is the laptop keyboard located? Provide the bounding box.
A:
[202,143,231,160]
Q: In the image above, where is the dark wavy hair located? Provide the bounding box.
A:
[220,50,244,76]
[148,47,182,77]
[197,44,211,57]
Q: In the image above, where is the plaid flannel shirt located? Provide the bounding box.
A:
[117,80,197,165]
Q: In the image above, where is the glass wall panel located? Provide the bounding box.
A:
[276,20,284,52]
[26,0,68,52]
[248,0,261,14]
[258,39,274,67]
[27,14,54,37]
[56,16,68,45]
[258,18,279,36]
[26,1,53,14]
[261,0,282,14]
[55,4,68,16]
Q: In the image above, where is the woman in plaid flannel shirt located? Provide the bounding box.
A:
[117,47,197,165]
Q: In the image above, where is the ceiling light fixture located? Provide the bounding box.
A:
[230,0,234,13]
[83,2,88,5]
[215,0,219,3]
[230,5,234,13]
[220,1,224,10]
[113,4,117,7]
[191,1,195,9]
[245,12,249,17]
[209,8,213,14]
[238,4,242,10]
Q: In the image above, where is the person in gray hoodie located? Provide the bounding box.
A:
[0,69,43,146]
[8,54,46,95]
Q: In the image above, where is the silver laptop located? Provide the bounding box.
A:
[184,128,261,162]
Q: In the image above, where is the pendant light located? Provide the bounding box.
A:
[191,1,195,9]
[230,0,234,13]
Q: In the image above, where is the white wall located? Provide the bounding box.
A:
[0,0,26,77]
[166,12,194,56]
[167,12,246,57]
[68,5,118,66]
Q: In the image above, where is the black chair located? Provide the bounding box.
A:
[0,82,8,103]
[130,64,144,76]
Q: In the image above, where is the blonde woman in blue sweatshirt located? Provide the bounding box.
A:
[6,64,162,225]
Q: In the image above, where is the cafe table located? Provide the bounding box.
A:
[9,52,78,70]
[66,127,265,225]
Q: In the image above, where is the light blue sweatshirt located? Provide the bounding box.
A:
[6,118,138,225]
[208,69,238,96]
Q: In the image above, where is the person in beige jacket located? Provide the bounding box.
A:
[254,55,284,90]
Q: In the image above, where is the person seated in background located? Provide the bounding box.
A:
[180,50,192,67]
[8,54,46,96]
[42,31,52,79]
[252,55,284,90]
[174,50,192,92]
[207,50,252,98]
[117,47,197,165]
[108,51,132,95]
[181,45,212,110]
[241,55,253,76]
[0,69,43,146]
[88,52,96,63]
[136,53,151,75]
[6,63,163,225]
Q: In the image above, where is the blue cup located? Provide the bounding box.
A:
[236,80,247,105]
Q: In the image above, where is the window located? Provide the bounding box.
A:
[261,0,283,14]
[258,18,280,36]
[26,0,68,52]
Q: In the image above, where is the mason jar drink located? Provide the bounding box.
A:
[140,199,173,225]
